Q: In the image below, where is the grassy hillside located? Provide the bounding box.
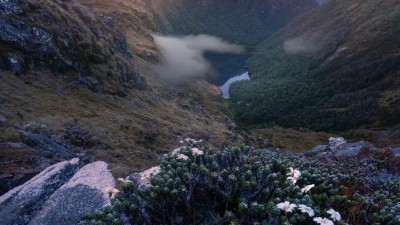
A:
[0,0,245,194]
[231,0,400,131]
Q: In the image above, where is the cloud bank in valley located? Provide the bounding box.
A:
[283,37,319,54]
[153,34,245,81]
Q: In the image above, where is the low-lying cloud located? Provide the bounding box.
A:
[283,37,317,54]
[153,34,245,81]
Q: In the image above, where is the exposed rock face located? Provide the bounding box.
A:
[0,0,22,15]
[20,130,76,159]
[30,161,115,225]
[306,137,377,159]
[306,144,328,155]
[0,0,150,94]
[0,158,80,225]
[328,137,347,151]
[0,159,115,225]
[333,141,376,158]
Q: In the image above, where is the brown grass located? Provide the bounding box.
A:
[0,68,236,178]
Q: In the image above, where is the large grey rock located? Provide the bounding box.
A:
[307,137,377,160]
[29,161,115,225]
[305,144,328,156]
[329,137,347,151]
[333,141,368,158]
[0,158,80,225]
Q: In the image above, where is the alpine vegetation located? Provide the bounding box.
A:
[80,142,400,225]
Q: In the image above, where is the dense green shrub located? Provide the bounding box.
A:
[80,143,400,225]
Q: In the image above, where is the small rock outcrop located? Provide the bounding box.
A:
[0,159,115,225]
[306,137,377,159]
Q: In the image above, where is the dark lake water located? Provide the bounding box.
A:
[205,52,249,86]
[204,52,250,98]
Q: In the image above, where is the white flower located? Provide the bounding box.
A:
[313,217,334,225]
[287,176,299,185]
[276,201,297,213]
[327,209,341,221]
[184,138,203,143]
[179,140,184,144]
[105,187,120,199]
[140,166,161,181]
[191,147,204,155]
[301,184,315,193]
[117,178,132,184]
[286,167,301,185]
[176,154,189,160]
[287,167,301,178]
[171,147,183,155]
[298,204,315,217]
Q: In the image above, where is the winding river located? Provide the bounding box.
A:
[220,71,250,98]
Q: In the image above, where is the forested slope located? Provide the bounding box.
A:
[231,0,400,131]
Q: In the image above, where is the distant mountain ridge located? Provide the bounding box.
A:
[146,0,318,46]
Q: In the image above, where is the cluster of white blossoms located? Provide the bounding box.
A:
[117,177,132,184]
[179,138,203,144]
[105,187,120,199]
[140,166,161,181]
[177,153,189,160]
[171,147,183,155]
[277,167,341,225]
[172,139,204,157]
[191,147,204,155]
[287,167,301,184]
[174,147,204,161]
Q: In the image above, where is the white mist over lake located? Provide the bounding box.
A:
[220,71,250,98]
[152,34,245,81]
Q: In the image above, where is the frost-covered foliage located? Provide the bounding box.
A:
[80,143,400,225]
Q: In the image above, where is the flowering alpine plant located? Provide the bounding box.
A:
[81,144,400,225]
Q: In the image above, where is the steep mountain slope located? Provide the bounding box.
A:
[0,0,159,95]
[231,0,400,131]
[146,0,318,47]
[0,0,242,194]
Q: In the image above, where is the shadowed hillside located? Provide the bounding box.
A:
[231,0,400,131]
